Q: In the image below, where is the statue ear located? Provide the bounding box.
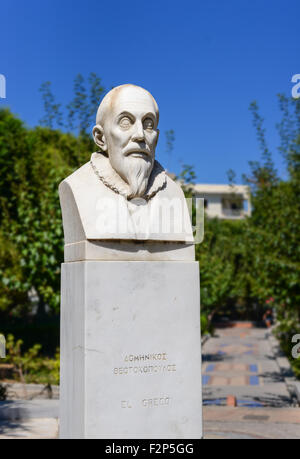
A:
[93,124,107,152]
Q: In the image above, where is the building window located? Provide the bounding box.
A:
[221,197,243,216]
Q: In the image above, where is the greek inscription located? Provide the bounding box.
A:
[114,351,177,376]
[114,364,176,375]
[124,353,167,362]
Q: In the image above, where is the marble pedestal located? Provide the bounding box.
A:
[60,261,202,439]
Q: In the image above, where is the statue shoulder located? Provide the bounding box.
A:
[59,161,92,193]
[160,173,186,200]
[58,161,98,245]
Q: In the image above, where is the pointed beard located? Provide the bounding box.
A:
[122,157,154,198]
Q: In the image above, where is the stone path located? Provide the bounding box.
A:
[0,400,59,439]
[0,418,58,439]
[203,406,300,439]
[202,323,294,408]
[201,323,300,438]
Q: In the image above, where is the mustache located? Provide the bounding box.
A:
[123,147,152,158]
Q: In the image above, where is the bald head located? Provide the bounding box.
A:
[95,84,159,127]
[92,84,160,198]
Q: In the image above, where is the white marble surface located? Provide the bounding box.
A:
[60,261,202,439]
[59,85,194,251]
[64,240,195,262]
[59,162,193,245]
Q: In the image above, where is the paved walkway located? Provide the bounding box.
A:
[0,400,59,439]
[201,323,300,438]
[202,323,294,408]
[203,406,300,439]
[0,418,58,439]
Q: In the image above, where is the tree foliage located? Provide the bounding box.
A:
[195,95,300,329]
[40,73,105,135]
[0,109,94,318]
[3,334,59,386]
[245,97,300,319]
[0,74,104,321]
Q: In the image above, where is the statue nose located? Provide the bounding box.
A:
[132,122,145,142]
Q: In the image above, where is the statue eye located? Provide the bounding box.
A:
[143,118,154,130]
[119,116,132,130]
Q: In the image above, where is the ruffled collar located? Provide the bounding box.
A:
[90,152,167,200]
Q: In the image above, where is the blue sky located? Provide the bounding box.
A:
[1,0,299,183]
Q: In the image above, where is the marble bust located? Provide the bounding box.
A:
[59,84,194,261]
[59,85,202,440]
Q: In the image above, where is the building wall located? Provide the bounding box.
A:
[195,192,251,219]
[203,194,223,219]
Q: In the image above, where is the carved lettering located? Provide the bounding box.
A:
[124,353,168,362]
[114,364,176,375]
[142,397,171,407]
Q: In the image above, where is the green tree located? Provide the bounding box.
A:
[39,82,63,129]
[244,97,300,322]
[39,73,105,135]
[0,110,94,318]
[165,129,175,156]
[0,74,105,321]
[67,73,105,135]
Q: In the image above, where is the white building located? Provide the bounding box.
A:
[193,184,251,219]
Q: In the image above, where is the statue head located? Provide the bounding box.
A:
[93,84,160,198]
